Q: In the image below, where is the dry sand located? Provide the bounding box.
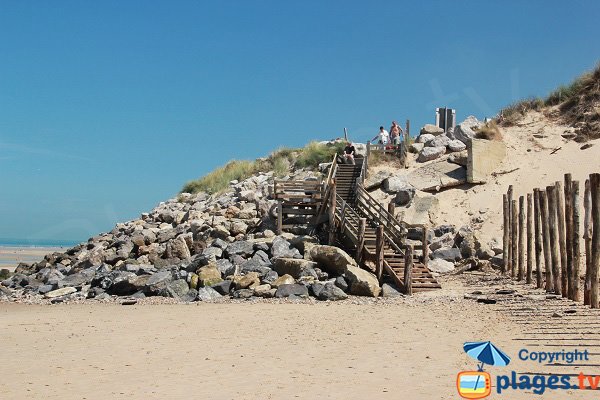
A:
[0,247,62,272]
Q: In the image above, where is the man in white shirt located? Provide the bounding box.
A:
[371,126,390,145]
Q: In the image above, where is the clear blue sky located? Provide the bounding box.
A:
[1,0,599,243]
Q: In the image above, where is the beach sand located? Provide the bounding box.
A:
[2,277,592,400]
[0,247,62,271]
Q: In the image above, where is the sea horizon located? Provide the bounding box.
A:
[0,238,80,248]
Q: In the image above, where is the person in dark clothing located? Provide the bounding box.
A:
[343,141,356,165]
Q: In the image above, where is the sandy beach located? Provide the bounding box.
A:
[0,247,62,271]
[2,275,597,400]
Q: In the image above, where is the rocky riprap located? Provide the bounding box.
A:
[0,169,391,304]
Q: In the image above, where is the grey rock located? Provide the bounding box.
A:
[420,124,444,136]
[364,170,392,190]
[383,176,411,193]
[166,236,191,260]
[261,270,279,284]
[417,146,446,162]
[109,271,140,296]
[232,289,254,299]
[344,266,381,297]
[216,259,235,277]
[144,270,174,295]
[381,283,403,297]
[211,280,232,295]
[225,240,254,257]
[417,133,435,144]
[317,283,348,301]
[454,115,482,144]
[394,187,416,207]
[38,284,55,295]
[428,258,455,274]
[202,246,223,260]
[448,139,467,152]
[271,237,302,259]
[166,279,189,299]
[44,287,77,299]
[211,238,229,249]
[409,142,425,153]
[275,284,309,298]
[197,286,222,301]
[334,276,349,292]
[57,267,95,288]
[307,245,356,275]
[426,135,450,148]
[273,258,317,279]
[431,248,462,262]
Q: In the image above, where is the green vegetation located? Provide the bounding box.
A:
[0,268,11,280]
[498,97,544,126]
[181,141,346,194]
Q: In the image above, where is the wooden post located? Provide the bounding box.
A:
[404,244,413,295]
[584,179,592,305]
[387,201,395,217]
[526,193,534,284]
[375,225,384,283]
[590,173,600,309]
[571,181,580,301]
[555,181,568,297]
[503,194,510,275]
[547,185,561,295]
[422,226,430,268]
[404,119,410,168]
[533,189,543,288]
[339,200,347,234]
[540,190,554,292]
[511,199,518,278]
[327,180,337,245]
[356,218,366,265]
[564,174,574,299]
[276,202,283,235]
[518,196,525,281]
[507,185,514,274]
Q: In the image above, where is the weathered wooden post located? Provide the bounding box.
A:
[590,173,600,308]
[339,200,347,234]
[503,193,510,275]
[555,181,568,297]
[422,226,430,268]
[276,202,283,235]
[375,225,385,283]
[540,190,554,292]
[511,199,518,278]
[507,185,514,274]
[547,185,561,295]
[404,119,410,168]
[518,196,526,281]
[356,218,366,265]
[327,180,337,245]
[584,179,592,305]
[387,201,395,217]
[404,244,413,295]
[533,189,544,288]
[564,174,574,299]
[526,193,534,284]
[571,181,580,301]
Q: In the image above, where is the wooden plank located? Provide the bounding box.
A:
[507,185,514,274]
[276,202,282,235]
[590,173,600,309]
[328,180,336,245]
[518,195,525,280]
[547,185,561,295]
[511,199,518,278]
[404,245,413,295]
[564,173,574,299]
[571,180,580,301]
[422,226,429,268]
[376,225,384,283]
[534,189,544,289]
[527,193,534,284]
[555,180,568,297]
[540,189,554,292]
[585,179,592,305]
[503,193,510,275]
[356,218,366,265]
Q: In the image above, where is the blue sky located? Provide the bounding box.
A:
[1,0,599,243]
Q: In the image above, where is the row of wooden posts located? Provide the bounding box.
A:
[502,173,600,308]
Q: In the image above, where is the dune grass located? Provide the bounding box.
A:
[475,121,503,140]
[181,141,346,194]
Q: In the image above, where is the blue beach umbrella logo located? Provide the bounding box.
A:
[463,341,511,370]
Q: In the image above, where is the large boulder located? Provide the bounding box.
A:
[420,124,444,136]
[197,286,222,301]
[316,282,348,301]
[448,139,467,152]
[166,236,191,260]
[166,279,190,299]
[44,287,76,299]
[409,142,425,153]
[454,116,483,144]
[364,170,392,190]
[383,176,413,194]
[427,259,455,274]
[275,284,309,298]
[344,266,381,297]
[197,265,223,287]
[271,237,302,259]
[426,135,450,148]
[273,258,317,279]
[144,270,174,295]
[416,134,435,144]
[431,248,462,262]
[307,245,356,275]
[224,240,254,257]
[417,147,446,162]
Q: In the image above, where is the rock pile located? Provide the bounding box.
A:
[1,170,388,304]
[412,116,483,163]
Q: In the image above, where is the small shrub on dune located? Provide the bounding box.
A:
[475,121,503,141]
[182,160,256,194]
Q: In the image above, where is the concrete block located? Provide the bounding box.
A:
[467,139,506,183]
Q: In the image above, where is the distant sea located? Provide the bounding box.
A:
[0,238,80,248]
